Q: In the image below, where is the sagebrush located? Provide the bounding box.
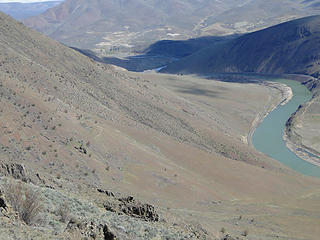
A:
[5,181,43,225]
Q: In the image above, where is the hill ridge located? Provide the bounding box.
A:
[162,15,320,81]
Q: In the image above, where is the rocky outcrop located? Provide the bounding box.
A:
[103,225,116,240]
[75,144,88,155]
[0,162,29,182]
[66,219,116,240]
[104,196,159,222]
[222,234,236,240]
[97,188,115,197]
[0,190,6,209]
[0,197,6,209]
[98,188,159,222]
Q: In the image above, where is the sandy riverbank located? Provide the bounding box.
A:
[283,132,320,167]
[247,81,293,146]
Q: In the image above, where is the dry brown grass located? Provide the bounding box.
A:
[5,181,43,225]
[56,202,71,223]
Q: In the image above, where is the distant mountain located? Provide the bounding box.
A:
[23,0,240,52]
[199,0,320,36]
[162,15,320,82]
[0,1,63,20]
[303,0,320,9]
[23,0,320,54]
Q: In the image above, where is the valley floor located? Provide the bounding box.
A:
[136,72,320,239]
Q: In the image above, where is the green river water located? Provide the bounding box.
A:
[252,79,320,177]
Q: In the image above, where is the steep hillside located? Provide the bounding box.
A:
[162,15,320,80]
[23,0,320,55]
[1,12,320,240]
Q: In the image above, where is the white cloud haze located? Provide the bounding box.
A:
[0,0,62,2]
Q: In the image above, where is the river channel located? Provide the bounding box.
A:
[252,79,320,177]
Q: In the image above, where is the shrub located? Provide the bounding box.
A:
[56,202,70,223]
[5,181,43,225]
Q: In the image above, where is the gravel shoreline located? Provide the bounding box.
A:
[247,81,293,146]
[283,131,320,167]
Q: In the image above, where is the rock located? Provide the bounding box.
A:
[103,196,159,222]
[118,196,159,222]
[74,144,87,154]
[66,219,116,240]
[97,188,115,197]
[0,197,6,209]
[222,234,236,240]
[0,162,29,182]
[36,173,46,185]
[103,225,116,240]
[189,224,208,239]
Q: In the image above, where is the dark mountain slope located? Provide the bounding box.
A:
[72,36,237,72]
[162,15,320,80]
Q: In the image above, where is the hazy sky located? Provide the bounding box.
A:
[0,0,63,2]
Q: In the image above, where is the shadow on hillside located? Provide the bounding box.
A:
[177,87,224,98]
[72,35,239,72]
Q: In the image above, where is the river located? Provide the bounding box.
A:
[252,79,320,177]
